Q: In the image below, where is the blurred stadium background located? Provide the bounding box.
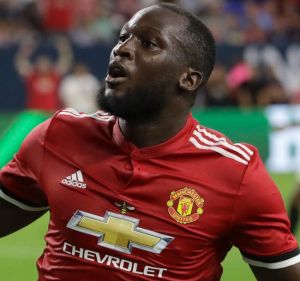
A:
[0,0,300,280]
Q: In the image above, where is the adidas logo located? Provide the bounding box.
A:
[61,170,87,189]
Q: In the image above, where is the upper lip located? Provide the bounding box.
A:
[107,61,129,78]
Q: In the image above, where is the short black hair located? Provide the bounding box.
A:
[158,3,216,86]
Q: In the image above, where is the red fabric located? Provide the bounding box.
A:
[0,110,298,280]
[42,0,74,32]
[25,71,61,111]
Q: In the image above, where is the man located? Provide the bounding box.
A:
[1,3,300,281]
[15,36,73,111]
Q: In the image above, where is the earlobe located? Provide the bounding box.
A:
[178,68,203,92]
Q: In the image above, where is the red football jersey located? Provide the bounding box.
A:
[0,108,299,281]
[25,71,61,111]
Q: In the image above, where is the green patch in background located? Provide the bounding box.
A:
[192,108,270,162]
[0,111,50,168]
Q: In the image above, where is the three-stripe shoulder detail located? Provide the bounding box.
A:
[58,108,115,122]
[189,125,254,165]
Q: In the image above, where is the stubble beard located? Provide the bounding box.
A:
[97,82,168,122]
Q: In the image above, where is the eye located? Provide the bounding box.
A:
[141,39,157,48]
[119,33,129,43]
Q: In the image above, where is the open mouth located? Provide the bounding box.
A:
[106,62,128,85]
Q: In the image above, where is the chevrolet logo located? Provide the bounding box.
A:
[67,210,174,254]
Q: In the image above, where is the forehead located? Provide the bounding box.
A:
[124,6,188,39]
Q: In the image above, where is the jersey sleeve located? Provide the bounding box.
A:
[0,119,52,211]
[231,147,300,269]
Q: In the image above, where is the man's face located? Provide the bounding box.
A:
[98,6,187,121]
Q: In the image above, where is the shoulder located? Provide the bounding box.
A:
[189,123,256,166]
[46,108,116,142]
[53,108,115,125]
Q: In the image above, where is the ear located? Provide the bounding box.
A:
[178,68,203,92]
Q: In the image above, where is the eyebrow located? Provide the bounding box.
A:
[121,23,162,36]
[120,21,184,49]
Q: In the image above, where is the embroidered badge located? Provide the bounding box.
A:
[167,187,204,224]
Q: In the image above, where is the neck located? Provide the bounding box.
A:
[119,109,190,148]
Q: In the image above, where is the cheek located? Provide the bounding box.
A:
[134,52,182,85]
[139,63,179,84]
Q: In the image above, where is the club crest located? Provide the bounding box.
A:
[167,187,204,224]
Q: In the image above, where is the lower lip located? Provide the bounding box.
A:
[105,75,128,86]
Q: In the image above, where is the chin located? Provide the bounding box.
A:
[105,84,129,98]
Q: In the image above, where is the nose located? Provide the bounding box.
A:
[112,37,134,60]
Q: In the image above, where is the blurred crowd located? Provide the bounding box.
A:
[0,0,300,111]
[1,0,300,46]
